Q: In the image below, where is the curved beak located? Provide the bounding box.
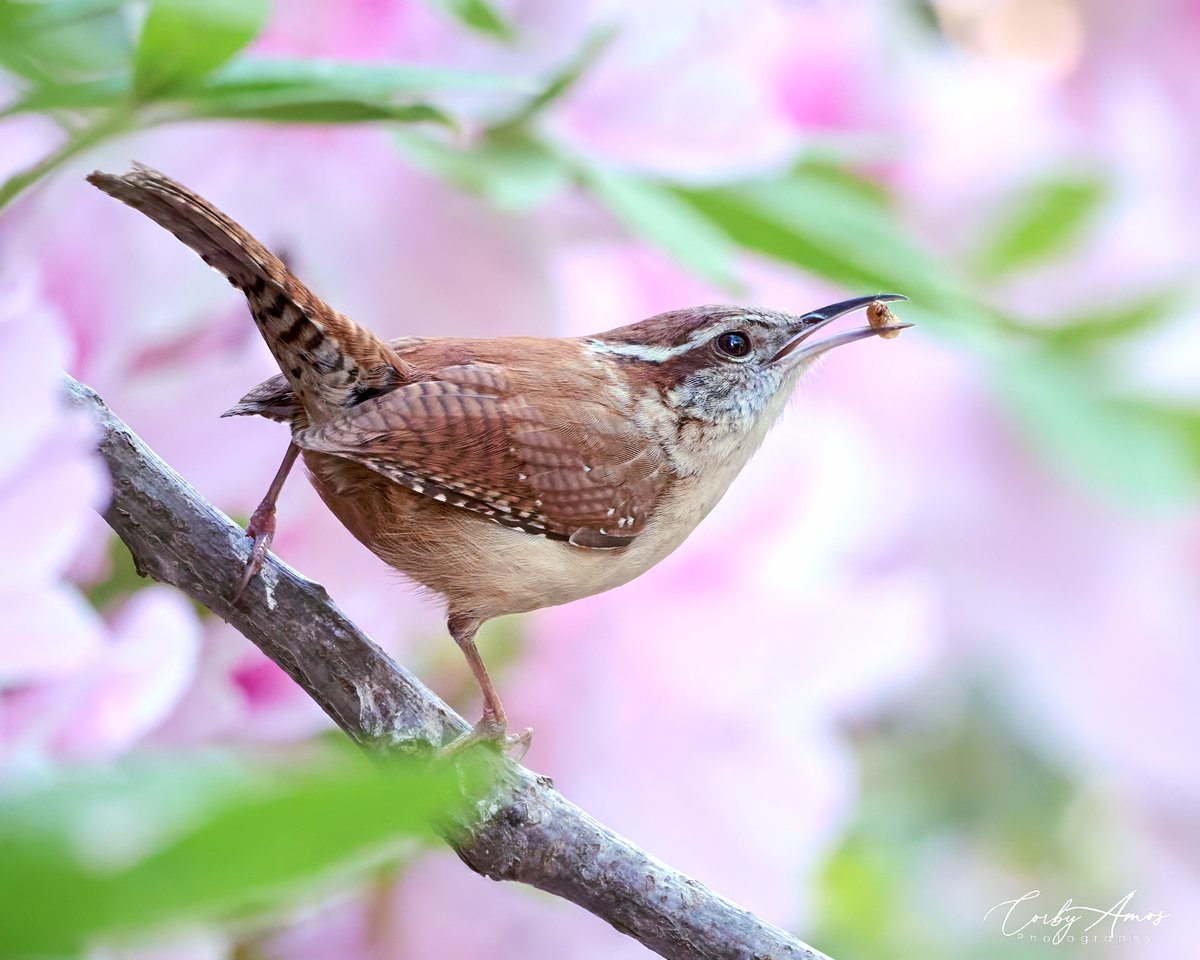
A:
[770,293,911,365]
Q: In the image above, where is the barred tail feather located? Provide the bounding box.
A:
[88,164,404,422]
[88,163,284,289]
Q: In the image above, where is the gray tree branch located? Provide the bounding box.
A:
[63,373,832,960]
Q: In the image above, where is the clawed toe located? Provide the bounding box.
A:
[439,717,533,760]
[233,504,276,602]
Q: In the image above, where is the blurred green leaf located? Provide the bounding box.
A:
[1,55,505,207]
[0,73,127,114]
[171,59,509,126]
[197,57,523,97]
[1002,288,1178,354]
[190,97,449,125]
[0,750,489,954]
[0,0,131,85]
[993,351,1199,505]
[813,680,1090,960]
[582,164,740,290]
[0,106,130,209]
[495,26,614,130]
[133,0,268,99]
[6,59,511,121]
[428,0,514,41]
[790,154,893,209]
[818,835,946,958]
[85,534,146,612]
[0,0,125,33]
[400,127,570,208]
[975,175,1107,279]
[1109,397,1200,480]
[675,171,978,326]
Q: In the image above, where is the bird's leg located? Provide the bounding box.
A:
[234,441,301,601]
[440,614,533,758]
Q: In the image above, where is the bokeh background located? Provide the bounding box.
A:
[2,0,1198,957]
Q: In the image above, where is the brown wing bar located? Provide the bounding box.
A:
[293,363,668,548]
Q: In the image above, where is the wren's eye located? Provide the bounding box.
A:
[714,331,752,359]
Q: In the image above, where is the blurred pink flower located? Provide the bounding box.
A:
[257,887,381,960]
[0,257,108,688]
[265,0,885,179]
[541,0,809,179]
[4,587,201,764]
[0,260,201,770]
[0,113,62,186]
[151,621,330,747]
[393,853,651,960]
[895,53,1071,258]
[255,0,432,61]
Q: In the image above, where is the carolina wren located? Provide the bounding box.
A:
[88,165,910,753]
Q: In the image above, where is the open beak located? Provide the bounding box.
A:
[770,294,911,366]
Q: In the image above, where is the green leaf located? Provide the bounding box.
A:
[993,351,1199,505]
[0,0,126,33]
[191,97,450,126]
[0,74,128,115]
[429,0,515,41]
[789,154,893,209]
[1001,287,1177,354]
[813,682,1085,960]
[494,26,615,130]
[975,175,1107,278]
[0,750,490,954]
[1109,398,1200,482]
[582,164,740,290]
[0,0,132,85]
[675,171,980,330]
[6,59,514,120]
[133,0,269,99]
[198,57,523,96]
[166,58,526,127]
[400,128,570,208]
[0,108,131,210]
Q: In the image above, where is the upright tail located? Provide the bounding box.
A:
[87,164,406,422]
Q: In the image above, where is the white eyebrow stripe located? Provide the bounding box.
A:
[586,340,687,363]
[586,320,751,364]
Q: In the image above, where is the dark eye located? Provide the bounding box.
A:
[715,331,752,358]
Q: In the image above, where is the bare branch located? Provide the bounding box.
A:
[63,374,832,960]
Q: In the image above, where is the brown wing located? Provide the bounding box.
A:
[292,363,668,548]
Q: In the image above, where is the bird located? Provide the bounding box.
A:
[87,163,909,753]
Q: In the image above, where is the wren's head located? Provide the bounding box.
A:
[588,294,909,429]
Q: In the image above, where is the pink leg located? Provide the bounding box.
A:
[439,614,533,758]
[234,442,300,602]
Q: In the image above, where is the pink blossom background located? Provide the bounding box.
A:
[2,1,1198,958]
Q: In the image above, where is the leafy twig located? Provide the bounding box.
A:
[0,110,129,210]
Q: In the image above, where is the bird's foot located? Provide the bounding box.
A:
[439,715,533,761]
[233,498,277,602]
